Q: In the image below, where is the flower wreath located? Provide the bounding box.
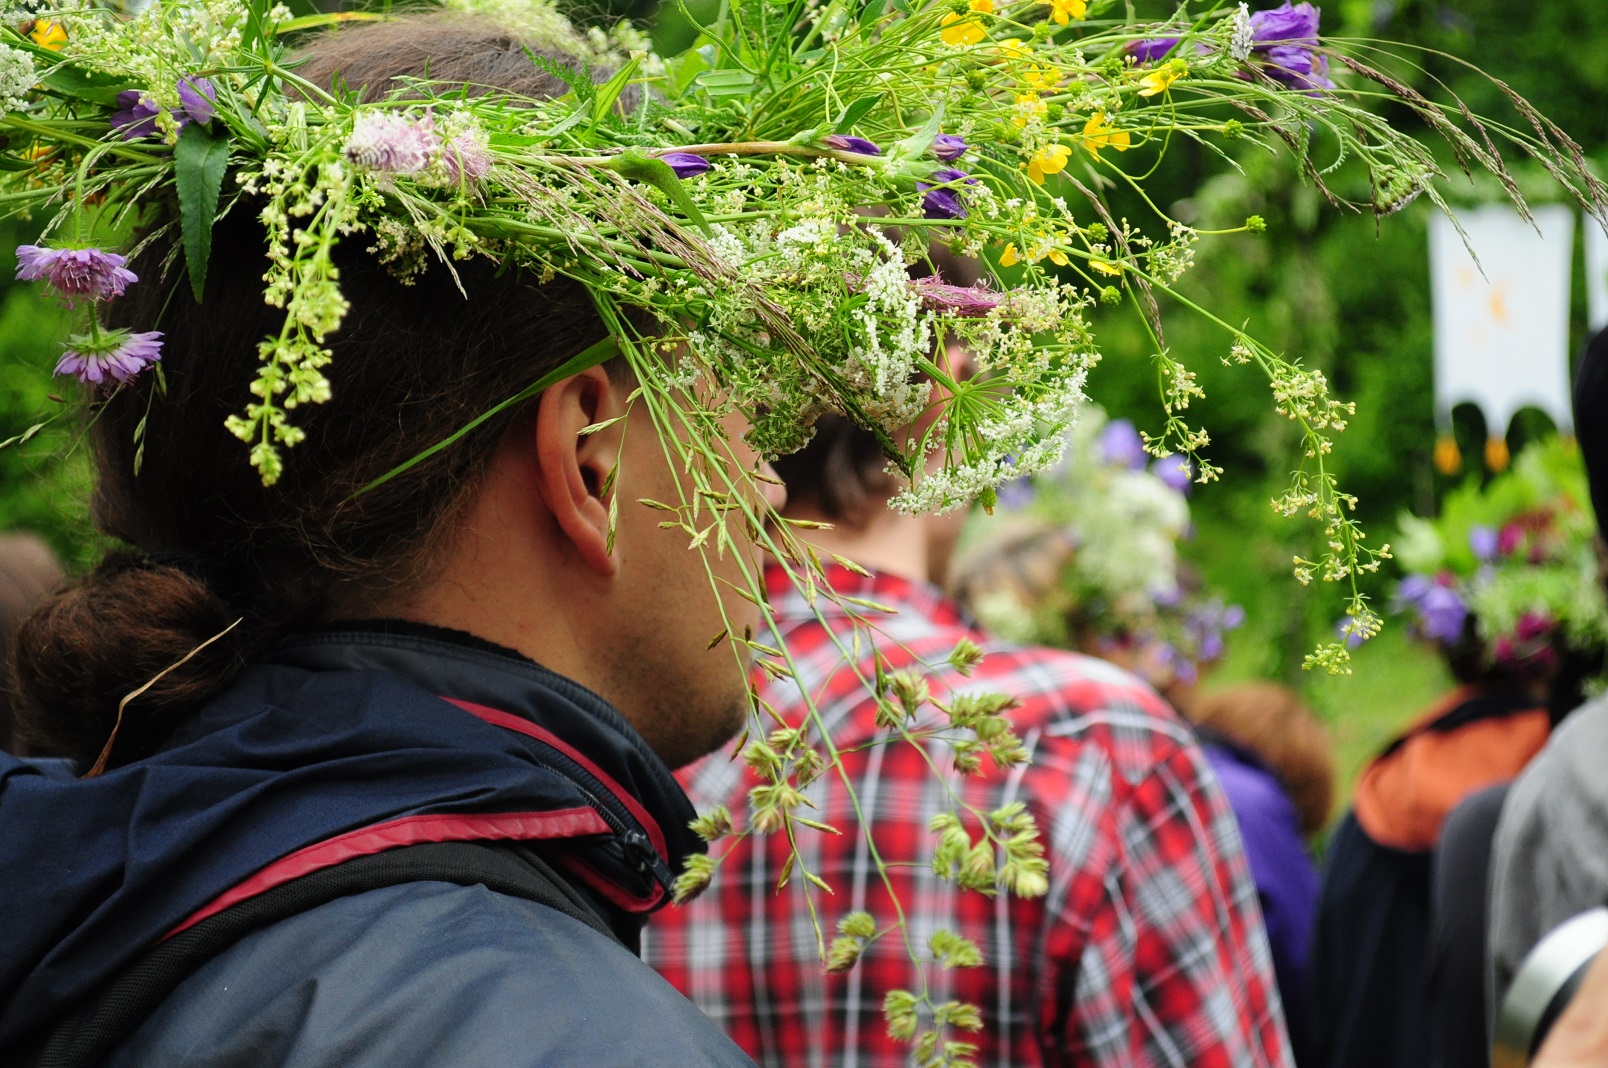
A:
[1,0,1603,1055]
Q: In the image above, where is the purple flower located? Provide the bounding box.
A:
[919,168,975,220]
[16,245,138,305]
[1151,454,1193,493]
[443,131,492,185]
[1416,584,1468,645]
[1098,419,1148,470]
[1130,37,1181,62]
[995,476,1035,511]
[821,134,881,156]
[1469,525,1499,562]
[1394,573,1434,610]
[111,90,162,140]
[54,329,163,386]
[177,77,216,126]
[1221,604,1246,630]
[909,276,1008,318]
[931,134,968,162]
[660,151,712,179]
[1249,2,1320,44]
[112,77,218,140]
[1260,44,1334,90]
[344,111,442,176]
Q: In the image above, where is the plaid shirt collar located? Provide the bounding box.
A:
[764,560,970,630]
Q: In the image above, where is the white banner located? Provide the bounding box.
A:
[1429,204,1575,436]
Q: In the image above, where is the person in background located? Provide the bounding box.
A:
[0,532,62,756]
[1488,329,1608,1032]
[1191,683,1334,1059]
[646,391,1291,1065]
[1309,436,1604,1068]
[946,433,1326,1057]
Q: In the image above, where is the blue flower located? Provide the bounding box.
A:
[661,152,712,178]
[821,134,881,155]
[931,134,968,162]
[1098,419,1148,469]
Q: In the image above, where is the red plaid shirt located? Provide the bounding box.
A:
[646,564,1290,1068]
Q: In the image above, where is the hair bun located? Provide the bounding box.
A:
[14,552,244,768]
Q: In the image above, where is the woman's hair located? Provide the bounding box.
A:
[14,17,629,768]
[1189,682,1336,839]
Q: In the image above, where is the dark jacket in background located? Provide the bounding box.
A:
[1307,688,1547,1068]
[0,625,753,1067]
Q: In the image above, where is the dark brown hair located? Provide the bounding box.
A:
[14,17,629,768]
[1189,682,1336,839]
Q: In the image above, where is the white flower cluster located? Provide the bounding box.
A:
[0,42,32,116]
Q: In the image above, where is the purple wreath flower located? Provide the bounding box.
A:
[345,112,442,176]
[909,275,1006,317]
[931,134,968,162]
[443,131,493,185]
[1469,525,1499,562]
[112,77,218,140]
[111,90,162,140]
[16,245,138,305]
[1152,454,1193,493]
[660,151,712,179]
[919,168,975,220]
[1261,44,1334,89]
[1250,2,1320,44]
[54,329,163,386]
[1098,419,1148,470]
[1415,583,1468,644]
[1130,37,1181,62]
[821,134,881,156]
[177,77,216,125]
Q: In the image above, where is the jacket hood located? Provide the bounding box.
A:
[0,626,702,1048]
[1352,685,1549,852]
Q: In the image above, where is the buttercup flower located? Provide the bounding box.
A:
[919,168,975,219]
[999,243,1021,267]
[1045,0,1087,25]
[16,245,138,305]
[1026,143,1070,184]
[1081,112,1131,158]
[1023,64,1062,91]
[931,134,968,162]
[1012,92,1048,129]
[27,19,66,50]
[54,329,163,386]
[1138,61,1185,97]
[661,151,712,178]
[345,111,442,175]
[820,134,881,155]
[939,0,992,47]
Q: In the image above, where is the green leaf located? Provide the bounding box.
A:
[889,104,945,163]
[833,97,879,134]
[590,53,643,127]
[175,125,231,303]
[37,63,130,107]
[606,149,711,235]
[695,69,757,98]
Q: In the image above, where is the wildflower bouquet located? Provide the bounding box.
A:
[951,407,1243,687]
[1392,438,1608,675]
[3,0,1605,1056]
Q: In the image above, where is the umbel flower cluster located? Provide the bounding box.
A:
[1389,437,1608,679]
[1,0,1604,1059]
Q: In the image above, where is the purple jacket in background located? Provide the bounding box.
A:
[1203,742,1319,1048]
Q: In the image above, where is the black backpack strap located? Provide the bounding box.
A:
[16,840,617,1068]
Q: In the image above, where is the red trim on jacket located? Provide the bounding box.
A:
[165,807,609,940]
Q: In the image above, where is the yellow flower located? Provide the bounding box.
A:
[1090,259,1123,275]
[1012,92,1047,129]
[1081,112,1131,159]
[1026,143,1070,184]
[1023,64,1062,91]
[1046,246,1070,267]
[1000,243,1021,267]
[995,38,1031,60]
[1044,0,1087,25]
[1137,60,1186,97]
[940,0,994,47]
[28,19,67,50]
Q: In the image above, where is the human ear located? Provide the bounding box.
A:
[532,365,627,577]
